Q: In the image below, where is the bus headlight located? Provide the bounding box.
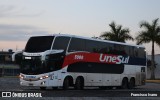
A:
[39,75,49,80]
[19,74,24,79]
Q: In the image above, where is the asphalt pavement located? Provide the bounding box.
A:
[0,77,160,99]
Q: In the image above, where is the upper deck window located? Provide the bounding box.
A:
[68,38,86,52]
[52,36,70,51]
[25,36,54,53]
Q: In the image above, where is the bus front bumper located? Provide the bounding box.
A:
[20,78,48,87]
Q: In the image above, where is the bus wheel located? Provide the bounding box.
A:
[63,78,70,90]
[128,78,135,89]
[121,78,128,89]
[40,87,46,90]
[75,77,84,90]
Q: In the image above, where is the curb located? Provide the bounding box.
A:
[146,80,160,83]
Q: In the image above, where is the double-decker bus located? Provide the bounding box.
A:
[12,34,147,90]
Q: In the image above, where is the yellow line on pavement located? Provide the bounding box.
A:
[146,80,160,83]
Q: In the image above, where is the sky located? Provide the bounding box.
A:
[0,0,160,54]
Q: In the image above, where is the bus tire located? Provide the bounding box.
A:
[128,78,135,89]
[40,87,46,90]
[121,78,128,89]
[75,77,84,90]
[63,77,70,90]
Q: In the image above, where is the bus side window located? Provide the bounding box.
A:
[46,54,64,71]
[68,38,86,52]
[118,45,126,55]
[107,43,114,54]
[139,48,146,58]
[111,44,123,55]
[129,46,134,57]
[52,36,70,52]
[86,40,99,53]
[134,47,138,57]
[125,46,130,56]
[98,42,108,54]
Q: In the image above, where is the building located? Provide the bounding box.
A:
[0,50,20,76]
[147,54,160,79]
[0,49,14,63]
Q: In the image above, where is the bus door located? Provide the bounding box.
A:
[49,71,59,86]
[46,58,62,87]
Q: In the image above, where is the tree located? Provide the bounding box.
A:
[100,21,134,43]
[136,18,160,79]
[147,59,157,70]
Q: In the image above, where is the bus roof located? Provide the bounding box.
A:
[32,34,145,48]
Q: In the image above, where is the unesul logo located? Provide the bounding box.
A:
[99,54,130,64]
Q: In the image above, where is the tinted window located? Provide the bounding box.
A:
[134,47,138,57]
[119,45,126,55]
[107,43,114,54]
[98,42,108,54]
[108,44,125,55]
[68,38,85,52]
[139,48,146,58]
[25,36,54,53]
[129,46,134,57]
[125,46,134,57]
[86,40,99,53]
[46,53,65,71]
[52,36,70,51]
[67,62,124,74]
[112,44,120,55]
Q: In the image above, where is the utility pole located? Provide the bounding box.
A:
[16,45,18,51]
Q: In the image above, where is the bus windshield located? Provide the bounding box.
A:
[20,54,64,75]
[25,36,54,53]
[20,56,46,75]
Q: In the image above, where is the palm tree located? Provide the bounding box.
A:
[100,21,134,43]
[136,18,160,79]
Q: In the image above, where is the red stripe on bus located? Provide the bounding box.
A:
[62,52,121,68]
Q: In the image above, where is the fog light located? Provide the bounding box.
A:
[41,81,45,85]
[39,75,49,80]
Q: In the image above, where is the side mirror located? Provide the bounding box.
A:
[12,51,23,65]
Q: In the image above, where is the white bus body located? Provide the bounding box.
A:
[13,34,147,90]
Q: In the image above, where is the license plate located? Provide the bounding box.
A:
[29,83,33,86]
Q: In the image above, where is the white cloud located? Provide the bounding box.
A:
[0,5,45,18]
[0,24,49,41]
